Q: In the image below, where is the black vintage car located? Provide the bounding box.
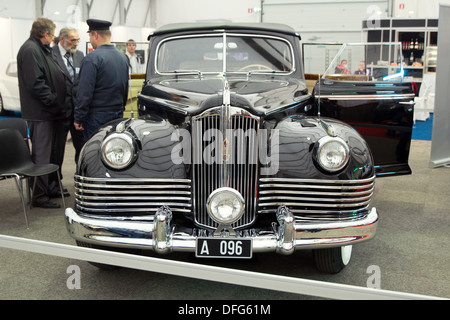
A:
[65,23,414,273]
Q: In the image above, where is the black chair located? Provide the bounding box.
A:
[0,118,29,147]
[0,118,31,202]
[0,128,65,228]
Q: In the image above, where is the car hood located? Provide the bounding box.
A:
[138,75,308,117]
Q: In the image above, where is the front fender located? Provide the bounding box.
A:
[77,118,188,179]
[272,116,375,180]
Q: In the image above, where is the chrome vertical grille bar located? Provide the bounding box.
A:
[192,107,260,229]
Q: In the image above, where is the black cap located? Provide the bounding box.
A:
[86,19,112,32]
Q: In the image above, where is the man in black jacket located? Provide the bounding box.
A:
[17,18,69,209]
[52,27,85,164]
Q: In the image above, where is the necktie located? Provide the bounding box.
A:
[64,52,75,81]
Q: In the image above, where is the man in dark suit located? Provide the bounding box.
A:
[17,18,68,208]
[52,27,85,165]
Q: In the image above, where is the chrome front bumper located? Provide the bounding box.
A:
[65,206,378,255]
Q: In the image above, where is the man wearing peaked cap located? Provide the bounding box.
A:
[74,18,129,141]
[86,19,112,32]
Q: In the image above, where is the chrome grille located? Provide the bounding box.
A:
[258,176,375,220]
[75,175,191,215]
[192,107,260,229]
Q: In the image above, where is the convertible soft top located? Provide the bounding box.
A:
[149,22,300,38]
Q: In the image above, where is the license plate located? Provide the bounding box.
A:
[196,238,252,259]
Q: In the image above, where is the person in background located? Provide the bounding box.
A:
[74,19,129,141]
[52,27,85,165]
[354,61,366,75]
[335,59,348,74]
[17,18,68,208]
[126,39,145,74]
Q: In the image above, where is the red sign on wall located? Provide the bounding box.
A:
[399,4,405,10]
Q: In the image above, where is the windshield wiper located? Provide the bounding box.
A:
[172,70,203,78]
[248,69,278,74]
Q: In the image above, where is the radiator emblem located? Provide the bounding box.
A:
[222,137,230,162]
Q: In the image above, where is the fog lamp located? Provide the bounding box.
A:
[316,136,350,172]
[207,188,245,225]
[101,133,135,169]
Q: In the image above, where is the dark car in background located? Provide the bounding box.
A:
[65,23,414,273]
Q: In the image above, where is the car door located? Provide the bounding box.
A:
[313,77,415,177]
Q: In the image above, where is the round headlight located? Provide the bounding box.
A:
[101,133,135,169]
[207,188,245,225]
[316,136,350,172]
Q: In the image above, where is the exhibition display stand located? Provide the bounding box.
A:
[430,5,450,168]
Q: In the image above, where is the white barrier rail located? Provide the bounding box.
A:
[0,234,445,300]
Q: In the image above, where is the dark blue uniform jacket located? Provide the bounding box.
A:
[74,44,129,124]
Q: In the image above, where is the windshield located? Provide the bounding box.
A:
[156,34,294,74]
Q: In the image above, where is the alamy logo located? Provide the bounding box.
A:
[171,128,280,175]
[66,265,81,290]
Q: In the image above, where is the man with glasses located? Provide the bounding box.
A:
[17,18,68,208]
[52,27,85,166]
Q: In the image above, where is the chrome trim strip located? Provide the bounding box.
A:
[259,187,374,196]
[258,176,375,218]
[76,201,191,208]
[75,176,191,184]
[75,182,191,190]
[74,176,192,216]
[75,205,191,214]
[74,189,191,195]
[260,176,375,184]
[259,183,373,190]
[260,200,371,208]
[258,206,370,216]
[317,94,415,101]
[75,194,192,202]
[259,195,372,203]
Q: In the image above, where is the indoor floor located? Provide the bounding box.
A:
[0,132,449,300]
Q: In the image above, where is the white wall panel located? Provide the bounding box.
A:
[262,0,388,43]
[393,0,450,18]
[0,0,35,20]
[125,0,151,27]
[153,0,261,27]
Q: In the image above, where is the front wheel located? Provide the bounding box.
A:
[312,245,353,274]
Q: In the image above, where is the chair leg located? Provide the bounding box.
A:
[56,170,66,209]
[19,177,31,205]
[30,177,37,210]
[26,177,31,205]
[13,175,29,229]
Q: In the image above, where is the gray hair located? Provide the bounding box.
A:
[59,27,78,39]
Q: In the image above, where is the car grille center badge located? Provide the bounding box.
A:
[223,137,230,162]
